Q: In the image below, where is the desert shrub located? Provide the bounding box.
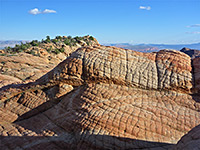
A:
[89,36,94,41]
[54,49,60,54]
[45,39,51,43]
[4,46,12,53]
[30,40,39,46]
[64,39,70,45]
[27,50,36,56]
[60,47,65,53]
[18,49,23,52]
[56,36,62,40]
[68,36,72,39]
[46,36,50,40]
[20,44,27,50]
[45,36,51,43]
[74,36,83,41]
[52,39,58,44]
[15,44,20,48]
[46,48,51,53]
[5,46,11,50]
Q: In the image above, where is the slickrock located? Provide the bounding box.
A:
[0,53,57,86]
[0,36,99,87]
[0,45,200,149]
[0,74,21,88]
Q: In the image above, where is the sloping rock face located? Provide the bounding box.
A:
[180,47,200,59]
[0,45,200,149]
[0,36,99,87]
[0,53,57,88]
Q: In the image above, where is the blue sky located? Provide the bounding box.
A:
[0,0,200,44]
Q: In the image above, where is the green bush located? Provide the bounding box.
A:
[46,36,50,40]
[68,36,72,39]
[56,36,62,40]
[60,47,65,53]
[28,50,38,56]
[15,44,20,48]
[30,40,39,46]
[20,44,27,50]
[4,46,12,53]
[46,48,51,53]
[45,39,51,43]
[18,49,23,52]
[5,46,11,50]
[54,49,60,54]
[45,36,51,43]
[64,39,70,45]
[74,36,83,41]
[52,39,58,43]
[89,36,94,41]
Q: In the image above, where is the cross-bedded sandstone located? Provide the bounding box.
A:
[0,45,199,149]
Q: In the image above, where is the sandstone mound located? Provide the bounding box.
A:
[0,53,57,87]
[0,36,99,86]
[0,45,200,149]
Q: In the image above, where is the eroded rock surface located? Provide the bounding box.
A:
[0,45,200,149]
[0,53,57,87]
[0,36,99,87]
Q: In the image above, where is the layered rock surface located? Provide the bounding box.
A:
[0,45,200,149]
[0,36,99,87]
[0,53,57,87]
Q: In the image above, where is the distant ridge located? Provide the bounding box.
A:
[0,40,28,49]
[104,42,200,52]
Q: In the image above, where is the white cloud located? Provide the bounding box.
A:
[186,31,200,34]
[29,8,56,15]
[187,24,200,28]
[29,8,41,15]
[43,9,57,14]
[139,6,151,10]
